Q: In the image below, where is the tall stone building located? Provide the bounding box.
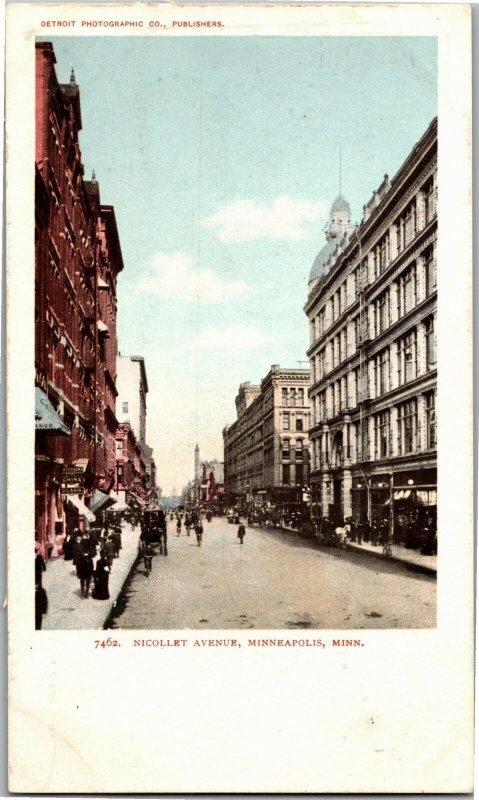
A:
[35,42,123,555]
[223,365,311,509]
[305,118,437,543]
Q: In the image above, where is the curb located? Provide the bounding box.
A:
[345,542,437,577]
[102,549,141,629]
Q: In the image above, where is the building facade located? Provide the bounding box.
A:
[35,42,123,555]
[305,118,437,543]
[115,354,156,505]
[223,365,311,509]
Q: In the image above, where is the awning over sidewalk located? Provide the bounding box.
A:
[90,489,117,514]
[108,491,129,511]
[35,388,70,435]
[66,494,96,522]
[127,491,146,507]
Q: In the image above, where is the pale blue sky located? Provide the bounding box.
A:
[45,36,437,494]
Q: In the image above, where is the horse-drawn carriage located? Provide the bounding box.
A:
[139,508,168,556]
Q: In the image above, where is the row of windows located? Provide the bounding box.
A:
[282,414,305,431]
[312,318,435,422]
[281,438,305,459]
[281,464,307,487]
[312,392,436,470]
[281,387,305,406]
[311,248,436,381]
[309,179,436,345]
[312,316,436,398]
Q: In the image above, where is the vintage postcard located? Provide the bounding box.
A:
[6,2,473,793]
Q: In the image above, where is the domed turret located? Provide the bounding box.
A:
[308,193,354,288]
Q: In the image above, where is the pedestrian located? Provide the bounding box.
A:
[112,528,122,557]
[35,582,48,630]
[35,545,46,586]
[76,552,94,598]
[185,515,191,536]
[62,532,74,560]
[143,541,154,575]
[176,517,182,536]
[195,520,203,546]
[92,555,111,600]
[237,522,246,545]
[104,535,116,566]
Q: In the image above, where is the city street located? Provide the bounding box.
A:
[110,516,436,629]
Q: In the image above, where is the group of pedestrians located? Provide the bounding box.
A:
[176,510,205,546]
[62,525,124,601]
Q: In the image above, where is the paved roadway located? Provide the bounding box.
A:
[110,516,436,630]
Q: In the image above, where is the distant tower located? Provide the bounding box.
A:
[195,443,200,481]
[194,443,200,504]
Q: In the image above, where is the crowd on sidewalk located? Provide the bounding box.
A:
[34,523,133,629]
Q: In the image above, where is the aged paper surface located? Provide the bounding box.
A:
[6,2,473,793]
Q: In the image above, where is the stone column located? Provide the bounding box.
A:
[342,467,352,518]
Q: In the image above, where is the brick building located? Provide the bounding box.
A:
[35,42,123,555]
[305,118,437,544]
[223,365,311,510]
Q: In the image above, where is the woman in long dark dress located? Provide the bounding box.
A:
[92,555,111,600]
[63,533,74,560]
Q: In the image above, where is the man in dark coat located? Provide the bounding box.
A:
[237,523,246,545]
[76,552,94,598]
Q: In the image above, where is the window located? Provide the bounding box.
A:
[398,399,417,454]
[295,417,303,432]
[295,439,303,459]
[298,388,304,406]
[116,440,123,456]
[333,380,342,416]
[290,388,297,407]
[396,199,417,253]
[375,348,390,395]
[339,281,347,313]
[319,392,326,422]
[424,247,436,296]
[374,410,390,458]
[374,290,390,335]
[373,232,390,277]
[282,413,290,431]
[295,465,303,485]
[397,330,417,385]
[282,438,290,459]
[122,401,129,414]
[281,388,288,406]
[282,464,290,485]
[425,317,436,371]
[340,328,347,361]
[422,177,435,225]
[318,307,326,334]
[397,264,417,318]
[425,392,437,449]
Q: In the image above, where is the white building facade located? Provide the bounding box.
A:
[305,118,437,546]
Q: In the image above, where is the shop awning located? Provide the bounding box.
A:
[90,489,117,514]
[108,491,130,511]
[35,388,70,435]
[66,494,96,522]
[127,491,146,507]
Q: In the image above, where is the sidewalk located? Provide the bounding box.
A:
[277,524,437,577]
[346,539,437,576]
[42,523,140,630]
